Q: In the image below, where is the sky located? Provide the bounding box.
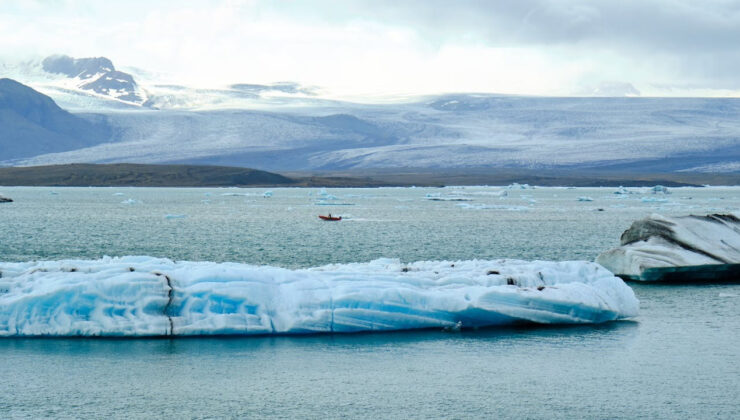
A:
[1,0,739,98]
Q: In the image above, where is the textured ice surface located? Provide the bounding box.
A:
[0,257,637,336]
[5,93,740,172]
[597,213,740,279]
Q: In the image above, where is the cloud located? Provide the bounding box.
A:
[1,0,739,97]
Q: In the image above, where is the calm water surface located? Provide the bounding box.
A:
[0,186,738,419]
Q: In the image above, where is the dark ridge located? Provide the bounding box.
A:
[0,163,296,187]
[42,55,115,79]
[3,163,740,188]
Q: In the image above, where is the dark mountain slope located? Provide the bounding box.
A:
[0,78,110,161]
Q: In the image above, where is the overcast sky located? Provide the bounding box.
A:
[1,0,739,98]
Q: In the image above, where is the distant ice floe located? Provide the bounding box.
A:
[164,214,187,219]
[641,197,668,203]
[456,203,529,211]
[426,194,473,202]
[613,186,633,195]
[507,183,534,190]
[577,197,594,202]
[597,213,740,281]
[0,257,638,336]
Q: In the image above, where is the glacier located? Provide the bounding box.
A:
[597,213,740,281]
[0,257,638,337]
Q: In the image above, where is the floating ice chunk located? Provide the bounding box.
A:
[578,197,594,202]
[112,192,125,196]
[315,201,354,206]
[0,257,638,336]
[641,197,668,203]
[507,183,533,190]
[164,214,187,219]
[597,213,740,281]
[427,196,473,202]
[263,191,273,198]
[614,186,631,195]
[456,203,529,211]
[121,198,140,205]
[651,185,670,194]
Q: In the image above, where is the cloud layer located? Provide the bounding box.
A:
[1,0,738,98]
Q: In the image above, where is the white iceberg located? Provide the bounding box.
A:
[0,257,638,336]
[597,213,740,281]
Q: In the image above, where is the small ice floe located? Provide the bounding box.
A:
[164,214,187,219]
[614,186,632,195]
[112,192,125,196]
[263,191,273,198]
[507,183,534,190]
[641,197,668,203]
[578,197,594,202]
[315,201,354,206]
[427,196,473,202]
[651,185,670,194]
[718,293,738,298]
[121,198,140,205]
[456,203,529,211]
[221,192,249,197]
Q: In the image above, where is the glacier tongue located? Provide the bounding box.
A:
[0,257,638,336]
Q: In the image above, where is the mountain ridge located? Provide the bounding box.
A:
[0,78,111,161]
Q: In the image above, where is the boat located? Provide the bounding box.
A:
[319,214,341,221]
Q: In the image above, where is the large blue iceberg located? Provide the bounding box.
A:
[0,257,638,336]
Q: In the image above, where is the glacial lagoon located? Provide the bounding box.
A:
[0,186,738,418]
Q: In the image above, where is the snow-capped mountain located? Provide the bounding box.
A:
[2,55,740,173]
[0,54,321,111]
[42,55,144,104]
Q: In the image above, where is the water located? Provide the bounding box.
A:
[1,186,739,419]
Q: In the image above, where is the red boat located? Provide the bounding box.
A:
[319,214,342,221]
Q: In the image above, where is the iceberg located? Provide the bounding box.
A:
[597,213,740,281]
[0,257,638,337]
